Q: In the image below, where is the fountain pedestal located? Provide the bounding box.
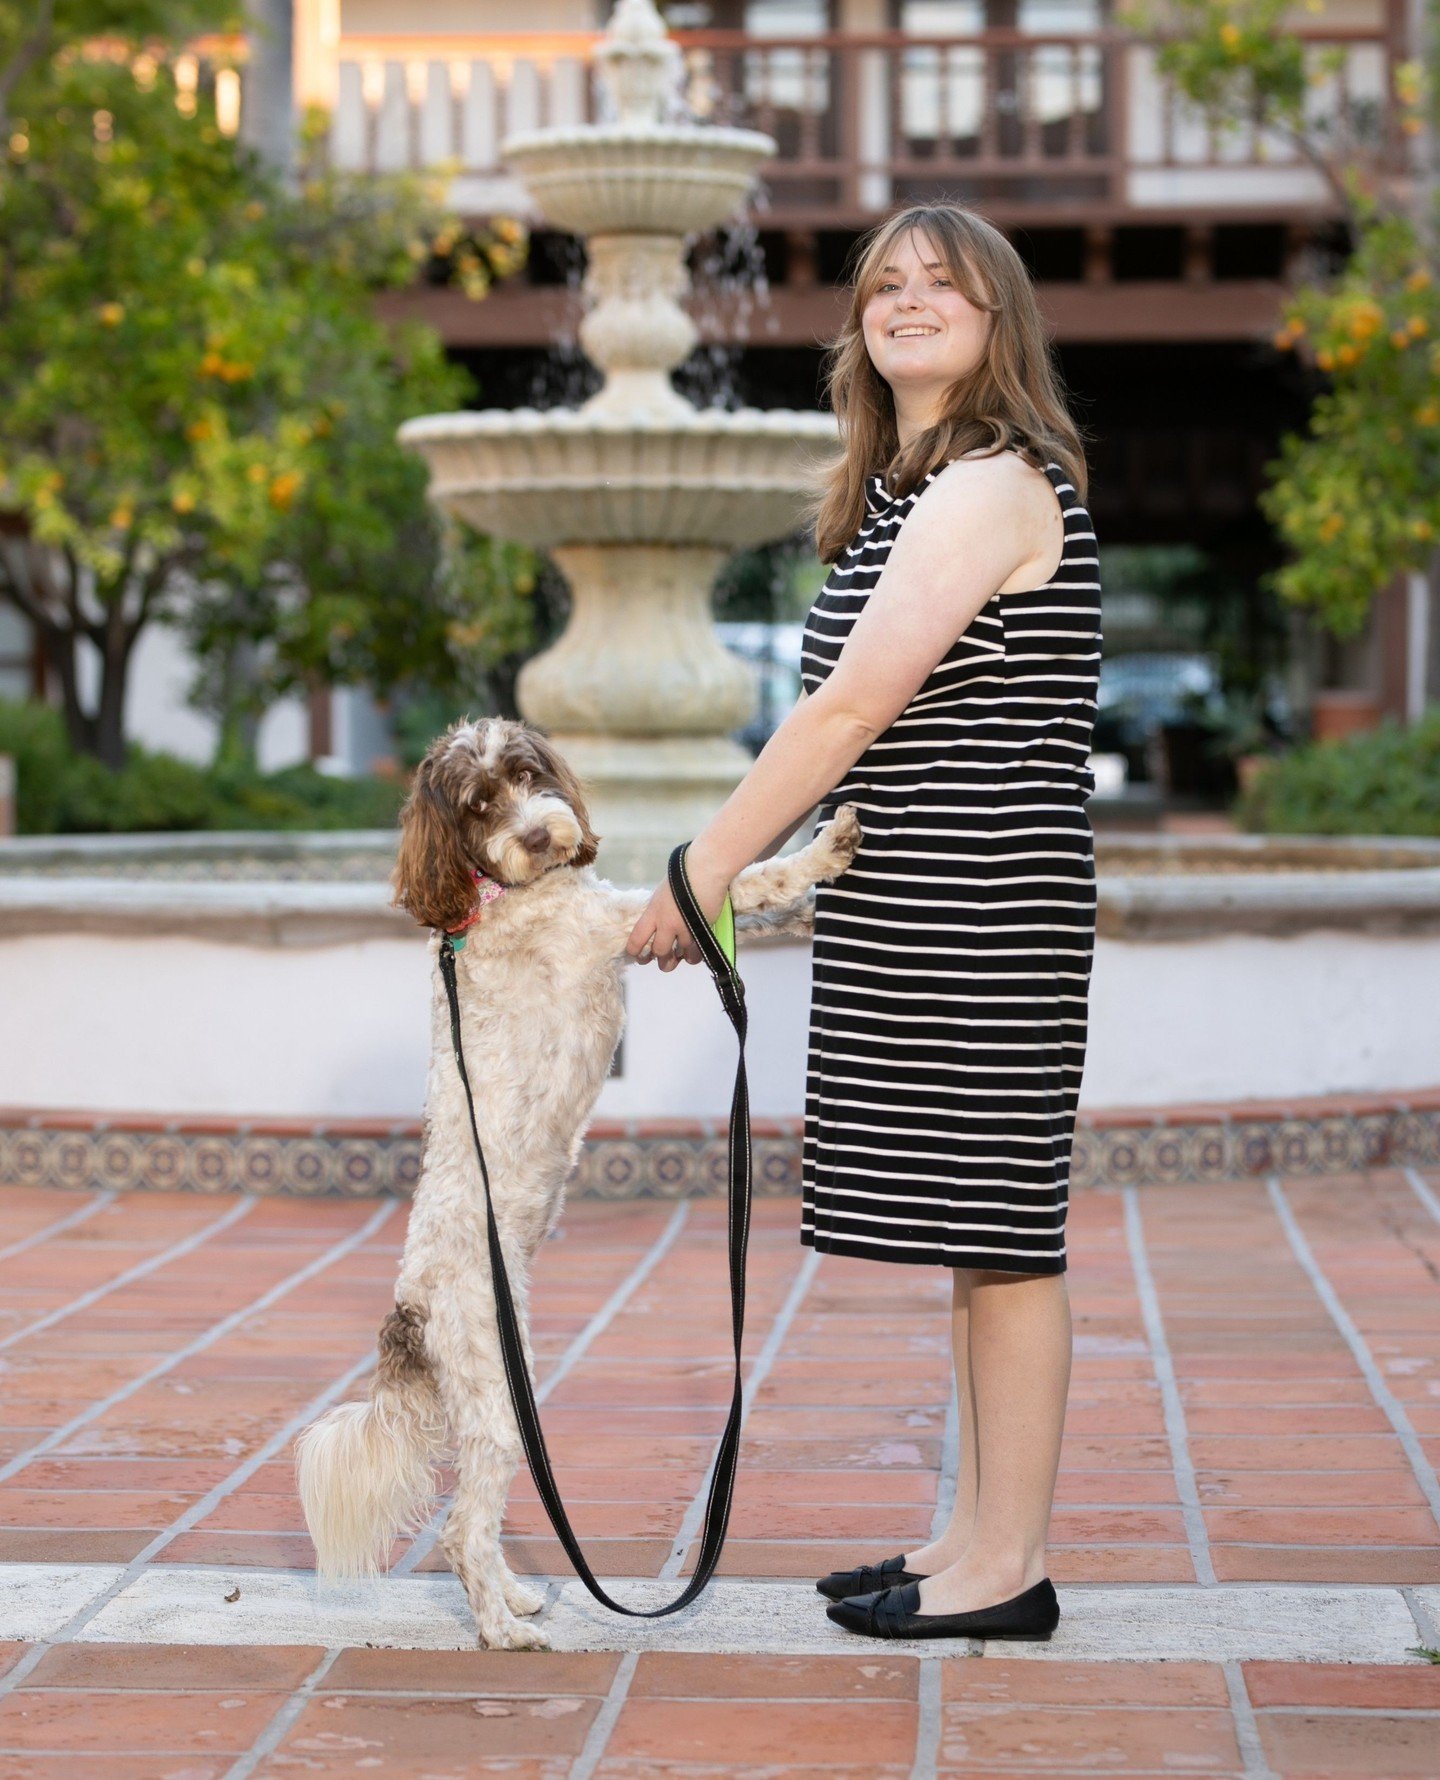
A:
[518,541,756,883]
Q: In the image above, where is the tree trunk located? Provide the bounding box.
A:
[92,627,132,771]
[241,0,295,180]
[211,639,262,774]
[33,620,94,756]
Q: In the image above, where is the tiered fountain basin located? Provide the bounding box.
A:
[1,830,1438,1199]
[395,409,838,548]
[497,124,778,236]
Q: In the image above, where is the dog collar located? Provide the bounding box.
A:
[445,863,570,949]
[445,872,507,949]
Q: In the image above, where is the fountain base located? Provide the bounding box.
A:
[551,731,756,885]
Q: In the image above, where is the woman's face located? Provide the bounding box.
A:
[860,227,990,413]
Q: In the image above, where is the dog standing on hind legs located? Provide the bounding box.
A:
[296,716,862,1649]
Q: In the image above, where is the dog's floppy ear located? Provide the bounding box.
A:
[392,754,478,932]
[540,738,601,870]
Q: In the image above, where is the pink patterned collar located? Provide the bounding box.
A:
[446,870,508,941]
[445,862,568,945]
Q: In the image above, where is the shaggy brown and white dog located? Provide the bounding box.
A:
[295,716,861,1648]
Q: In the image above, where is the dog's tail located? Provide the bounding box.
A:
[295,1301,447,1580]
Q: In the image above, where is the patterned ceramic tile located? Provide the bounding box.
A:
[2,1100,1438,1201]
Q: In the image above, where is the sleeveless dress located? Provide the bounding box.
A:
[798,449,1102,1273]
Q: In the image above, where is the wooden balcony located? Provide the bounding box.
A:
[326,23,1405,226]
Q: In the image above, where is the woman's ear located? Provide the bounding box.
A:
[391,755,478,932]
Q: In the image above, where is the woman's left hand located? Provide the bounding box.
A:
[625,842,733,971]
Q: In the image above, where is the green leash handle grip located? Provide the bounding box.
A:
[709,890,736,968]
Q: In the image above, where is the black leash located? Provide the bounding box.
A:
[436,840,751,1617]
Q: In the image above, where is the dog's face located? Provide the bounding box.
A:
[392,718,601,931]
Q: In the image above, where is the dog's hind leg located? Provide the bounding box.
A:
[428,1292,550,1650]
[436,1410,549,1650]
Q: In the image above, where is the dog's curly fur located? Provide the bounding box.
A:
[295,716,862,1648]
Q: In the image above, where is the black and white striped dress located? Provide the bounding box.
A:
[799,449,1102,1273]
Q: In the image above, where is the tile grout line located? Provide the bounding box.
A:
[928,1376,961,1547]
[1266,1177,1440,1534]
[0,1194,258,1354]
[568,1649,638,1780]
[0,1190,118,1265]
[908,1656,943,1780]
[0,1197,395,1488]
[1403,1164,1440,1226]
[657,1246,823,1583]
[1400,1584,1440,1653]
[1223,1658,1278,1778]
[223,1646,342,1780]
[395,1200,691,1578]
[0,1199,399,1697]
[928,1366,983,1660]
[1121,1185,1216,1586]
[1401,1164,1440,1638]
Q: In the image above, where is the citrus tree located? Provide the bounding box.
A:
[0,30,533,765]
[1117,0,1437,639]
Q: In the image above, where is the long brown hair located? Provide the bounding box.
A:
[804,203,1089,564]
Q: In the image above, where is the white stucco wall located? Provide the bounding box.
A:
[1,926,1435,1120]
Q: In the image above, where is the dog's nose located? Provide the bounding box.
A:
[522,828,551,854]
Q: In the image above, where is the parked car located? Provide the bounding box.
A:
[718,622,807,755]
[1093,652,1221,785]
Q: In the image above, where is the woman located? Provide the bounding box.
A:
[626,200,1101,1643]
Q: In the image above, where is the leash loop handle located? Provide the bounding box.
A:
[438,841,751,1618]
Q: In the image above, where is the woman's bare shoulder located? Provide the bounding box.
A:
[914,446,1048,526]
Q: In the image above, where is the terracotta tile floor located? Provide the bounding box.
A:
[0,1170,1437,1775]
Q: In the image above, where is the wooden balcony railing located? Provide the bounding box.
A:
[323,26,1405,220]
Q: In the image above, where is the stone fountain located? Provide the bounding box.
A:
[398,0,836,883]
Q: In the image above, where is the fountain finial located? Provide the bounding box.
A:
[593,0,683,127]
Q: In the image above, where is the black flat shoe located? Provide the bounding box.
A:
[826,1577,1060,1641]
[815,1552,927,1603]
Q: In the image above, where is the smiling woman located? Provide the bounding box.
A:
[628,200,1101,1647]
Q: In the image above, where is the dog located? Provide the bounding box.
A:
[295,715,862,1648]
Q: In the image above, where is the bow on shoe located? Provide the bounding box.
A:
[815,1552,922,1602]
[826,1581,922,1639]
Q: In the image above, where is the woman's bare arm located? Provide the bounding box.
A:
[752,687,819,861]
[625,462,1042,961]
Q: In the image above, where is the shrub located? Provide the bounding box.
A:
[0,698,404,835]
[1236,708,1440,836]
[57,750,218,833]
[0,699,74,833]
[209,764,404,831]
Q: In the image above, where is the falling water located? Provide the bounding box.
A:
[525,234,600,411]
[528,33,786,416]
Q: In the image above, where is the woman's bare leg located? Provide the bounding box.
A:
[900,1269,978,1574]
[911,1267,1072,1614]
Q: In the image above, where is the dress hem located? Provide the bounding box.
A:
[800,1227,1067,1275]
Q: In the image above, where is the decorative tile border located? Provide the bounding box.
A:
[1,1093,1437,1201]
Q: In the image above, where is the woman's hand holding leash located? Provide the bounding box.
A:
[626,836,732,969]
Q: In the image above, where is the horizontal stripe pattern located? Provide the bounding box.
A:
[798,452,1102,1272]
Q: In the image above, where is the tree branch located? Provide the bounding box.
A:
[0,0,57,135]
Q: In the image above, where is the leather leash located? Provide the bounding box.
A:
[436,840,750,1617]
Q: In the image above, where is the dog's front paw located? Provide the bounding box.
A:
[814,803,863,879]
[479,1613,551,1651]
[503,1574,547,1617]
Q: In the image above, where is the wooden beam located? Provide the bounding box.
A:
[378,276,1291,349]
